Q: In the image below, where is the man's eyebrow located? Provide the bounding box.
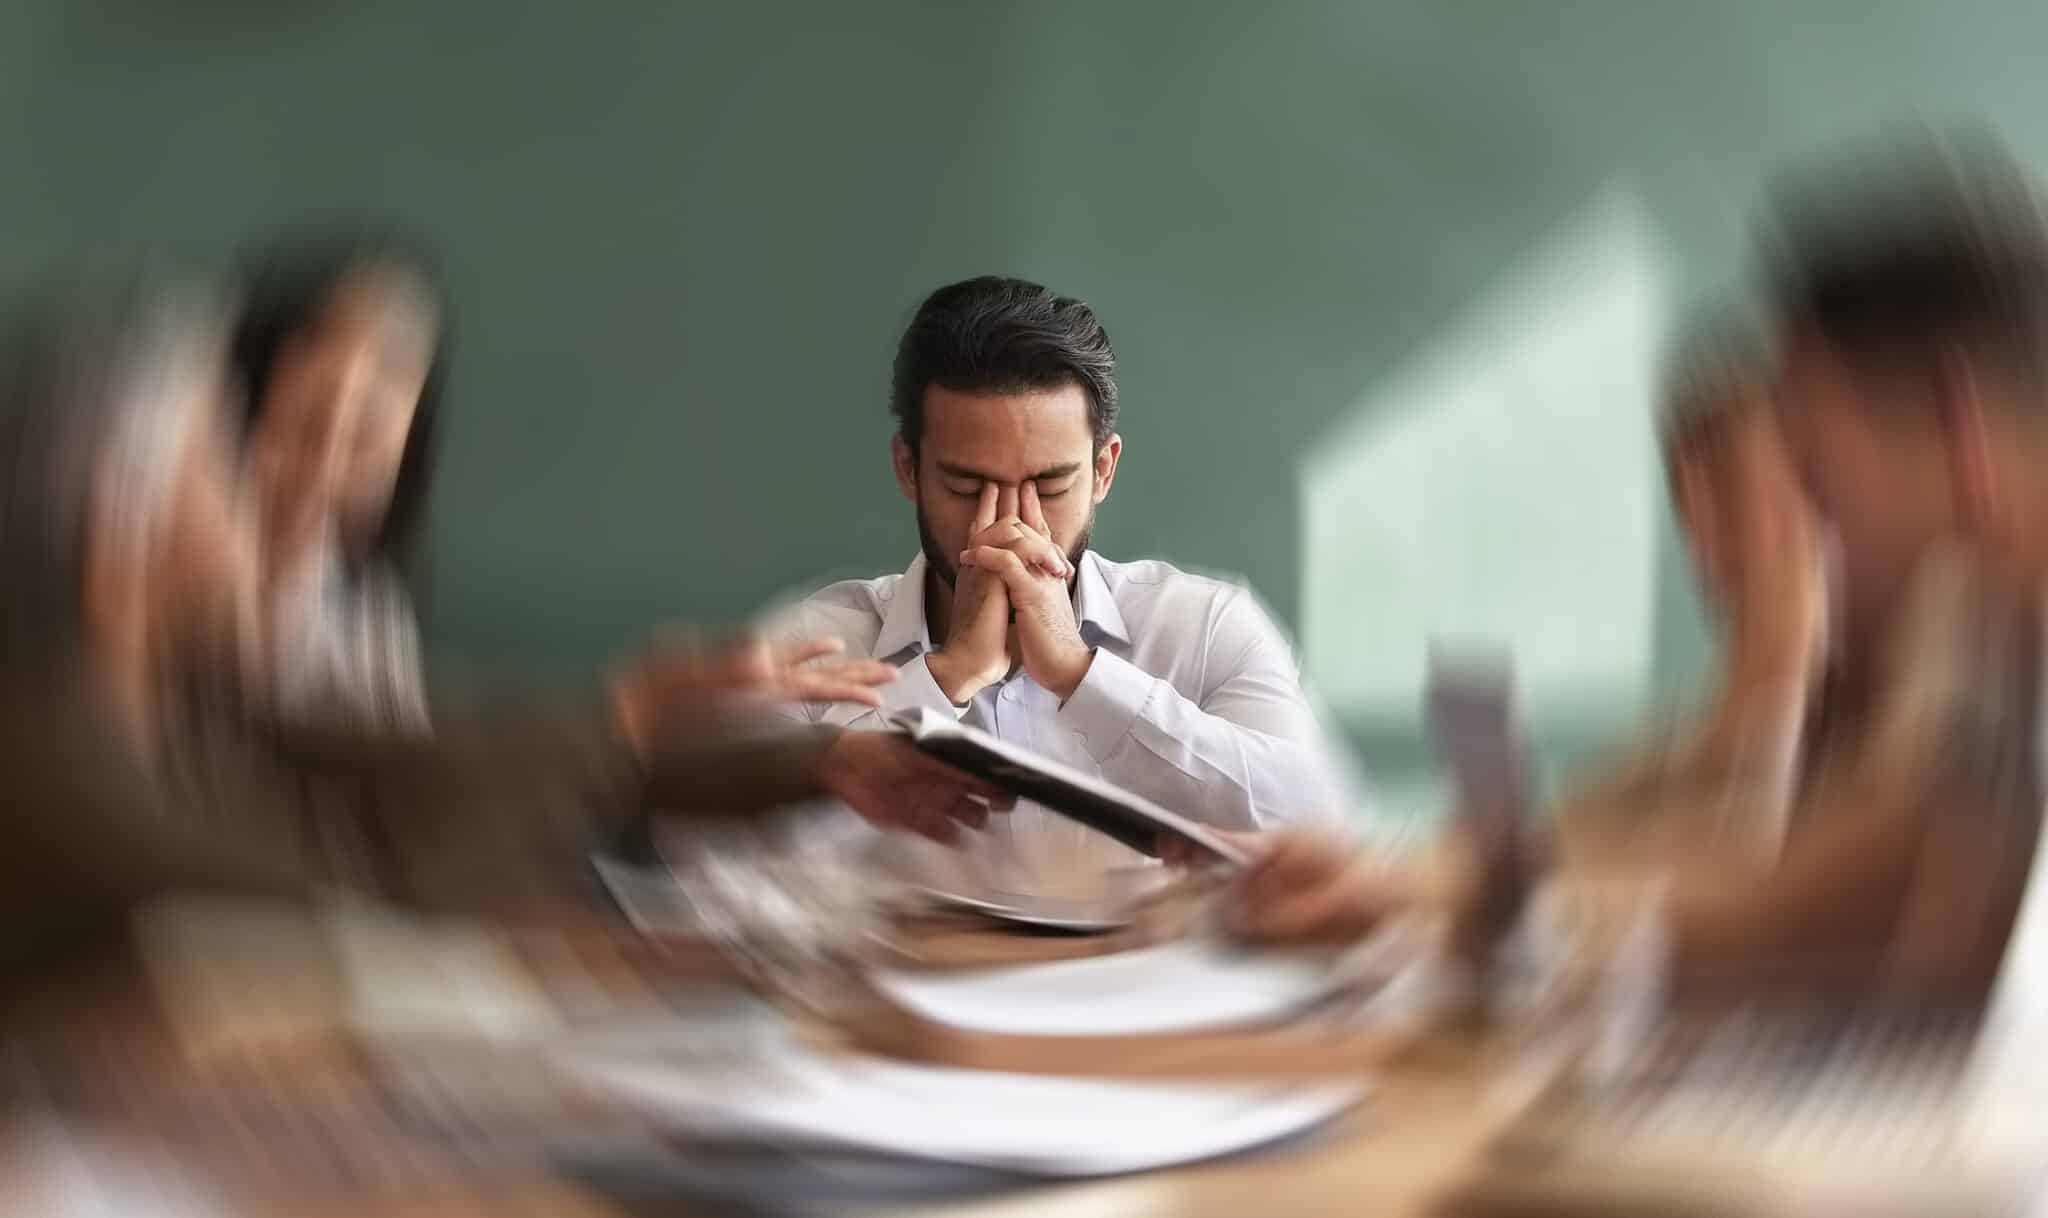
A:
[933,462,1083,483]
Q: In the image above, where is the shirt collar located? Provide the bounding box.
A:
[874,549,1132,661]
[874,553,936,662]
[1073,551,1132,650]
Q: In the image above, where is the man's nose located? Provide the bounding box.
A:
[996,484,1021,520]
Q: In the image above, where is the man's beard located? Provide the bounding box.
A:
[917,495,1092,588]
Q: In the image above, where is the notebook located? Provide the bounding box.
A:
[891,708,1253,867]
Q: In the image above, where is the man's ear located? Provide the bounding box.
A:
[1091,433,1122,504]
[891,434,919,503]
[1939,349,2003,534]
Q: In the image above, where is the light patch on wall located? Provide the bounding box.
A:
[1300,187,1670,744]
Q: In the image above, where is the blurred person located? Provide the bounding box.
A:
[0,274,1006,981]
[760,275,1353,901]
[228,229,893,741]
[1552,324,1828,869]
[1228,131,2048,1004]
[228,229,446,732]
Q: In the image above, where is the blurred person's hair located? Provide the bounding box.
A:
[230,224,448,573]
[891,276,1118,456]
[1761,126,2048,398]
[0,272,231,671]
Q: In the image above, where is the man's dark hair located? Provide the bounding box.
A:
[890,276,1117,454]
[230,222,449,574]
[1762,128,2048,387]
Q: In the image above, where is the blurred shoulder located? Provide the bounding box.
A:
[754,569,904,651]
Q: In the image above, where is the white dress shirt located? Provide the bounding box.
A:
[760,551,1357,901]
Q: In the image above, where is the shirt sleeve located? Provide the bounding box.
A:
[1055,586,1355,829]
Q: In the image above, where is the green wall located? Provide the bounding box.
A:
[11,0,2048,781]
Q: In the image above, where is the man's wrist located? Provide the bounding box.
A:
[926,650,991,705]
[1042,646,1097,702]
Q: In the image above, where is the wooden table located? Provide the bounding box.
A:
[0,913,1524,1218]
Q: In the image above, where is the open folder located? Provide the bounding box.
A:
[891,708,1252,867]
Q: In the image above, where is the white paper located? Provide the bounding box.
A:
[320,896,565,1043]
[872,940,1342,1037]
[565,1024,1362,1176]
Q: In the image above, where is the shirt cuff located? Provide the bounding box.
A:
[1058,648,1156,762]
[878,654,971,721]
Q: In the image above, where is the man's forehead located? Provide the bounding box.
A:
[919,382,1095,473]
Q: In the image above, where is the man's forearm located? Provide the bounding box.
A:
[1063,668,1349,828]
[640,718,843,812]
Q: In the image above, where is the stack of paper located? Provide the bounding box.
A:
[560,939,1368,1179]
[565,1023,1361,1177]
[871,940,1344,1036]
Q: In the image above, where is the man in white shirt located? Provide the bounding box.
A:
[765,275,1353,899]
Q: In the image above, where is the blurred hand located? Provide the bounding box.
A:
[1725,406,1827,673]
[958,482,1091,699]
[1157,827,1263,867]
[1226,831,1420,944]
[927,483,1022,703]
[611,632,896,757]
[815,730,1014,845]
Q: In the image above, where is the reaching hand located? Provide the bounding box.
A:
[957,481,1093,699]
[1226,831,1420,944]
[1156,827,1263,867]
[815,729,1014,845]
[611,632,896,757]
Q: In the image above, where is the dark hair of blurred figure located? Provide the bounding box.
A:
[1762,127,2048,662]
[229,226,446,730]
[889,275,1118,456]
[231,226,447,576]
[1765,128,2048,382]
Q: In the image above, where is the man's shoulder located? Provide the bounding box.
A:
[789,569,908,609]
[757,570,905,646]
[1092,554,1262,613]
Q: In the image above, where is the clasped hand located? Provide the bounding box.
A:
[926,481,1094,703]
